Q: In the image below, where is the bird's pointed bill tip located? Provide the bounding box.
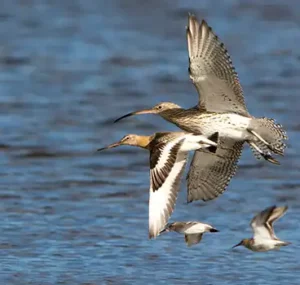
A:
[159,228,169,235]
[232,241,243,248]
[114,108,155,123]
[96,142,121,152]
[114,113,133,123]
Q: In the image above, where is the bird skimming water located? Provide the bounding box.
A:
[233,205,290,252]
[160,221,219,247]
[97,132,218,238]
[114,14,287,203]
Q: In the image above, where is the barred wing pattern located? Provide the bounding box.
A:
[187,139,243,202]
[187,15,249,116]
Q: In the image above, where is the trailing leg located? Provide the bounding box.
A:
[248,117,287,156]
[248,141,280,165]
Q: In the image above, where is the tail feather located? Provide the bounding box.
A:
[249,117,287,156]
[280,241,291,247]
[249,143,264,160]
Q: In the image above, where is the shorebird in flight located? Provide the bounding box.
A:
[160,221,218,247]
[98,132,218,239]
[114,14,287,203]
[233,205,290,252]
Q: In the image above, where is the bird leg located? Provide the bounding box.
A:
[247,129,282,155]
[248,141,280,165]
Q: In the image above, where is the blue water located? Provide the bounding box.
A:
[0,0,299,284]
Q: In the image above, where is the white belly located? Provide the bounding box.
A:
[252,239,279,252]
[179,134,217,152]
[199,114,251,141]
[184,223,208,234]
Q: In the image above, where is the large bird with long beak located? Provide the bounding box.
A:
[114,14,287,203]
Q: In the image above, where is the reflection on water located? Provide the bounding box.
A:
[0,0,300,284]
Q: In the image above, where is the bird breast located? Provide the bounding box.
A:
[184,223,207,234]
[176,113,252,140]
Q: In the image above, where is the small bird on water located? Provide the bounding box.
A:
[233,205,290,252]
[160,221,219,247]
[97,131,218,239]
[114,14,287,203]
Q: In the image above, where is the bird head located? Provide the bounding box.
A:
[159,222,179,234]
[232,238,251,249]
[97,134,141,152]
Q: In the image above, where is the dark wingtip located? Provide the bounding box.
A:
[208,132,219,144]
[210,228,219,233]
[207,145,217,153]
[207,132,219,153]
[201,19,209,28]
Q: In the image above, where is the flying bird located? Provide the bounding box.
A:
[160,221,219,247]
[98,131,218,239]
[114,14,287,203]
[233,205,290,252]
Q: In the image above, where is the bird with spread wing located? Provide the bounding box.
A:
[98,132,218,238]
[233,205,290,252]
[114,14,287,203]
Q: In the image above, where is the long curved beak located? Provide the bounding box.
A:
[97,141,121,152]
[114,108,155,123]
[232,241,243,248]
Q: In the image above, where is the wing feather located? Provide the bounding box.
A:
[251,206,279,240]
[187,15,249,116]
[185,234,203,246]
[149,139,187,239]
[266,206,288,240]
[187,139,243,202]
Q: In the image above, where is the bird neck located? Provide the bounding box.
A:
[159,107,186,122]
[244,238,254,249]
[136,136,151,149]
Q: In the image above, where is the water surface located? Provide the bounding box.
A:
[0,1,300,284]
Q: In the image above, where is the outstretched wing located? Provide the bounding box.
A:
[186,14,249,116]
[266,205,288,240]
[185,234,203,247]
[187,139,243,202]
[149,139,187,239]
[250,205,287,240]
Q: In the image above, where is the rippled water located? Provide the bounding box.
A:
[0,1,300,284]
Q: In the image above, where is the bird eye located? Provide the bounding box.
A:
[158,105,162,109]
